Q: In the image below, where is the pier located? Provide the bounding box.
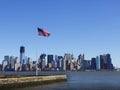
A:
[0,75,67,89]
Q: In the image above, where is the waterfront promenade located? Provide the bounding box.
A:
[0,73,66,89]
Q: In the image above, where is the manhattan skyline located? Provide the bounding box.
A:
[0,0,120,67]
[1,46,114,71]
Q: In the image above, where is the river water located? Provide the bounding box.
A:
[14,71,120,90]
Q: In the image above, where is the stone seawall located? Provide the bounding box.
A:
[0,75,67,89]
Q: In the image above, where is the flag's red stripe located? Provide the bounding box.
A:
[38,28,50,37]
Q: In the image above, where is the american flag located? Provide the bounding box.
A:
[37,28,50,37]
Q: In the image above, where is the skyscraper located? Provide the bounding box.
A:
[47,54,54,70]
[20,46,25,64]
[10,56,15,71]
[4,56,10,70]
[63,55,67,71]
[55,55,58,69]
[106,54,113,69]
[40,54,46,70]
[64,53,72,70]
[2,59,9,71]
[96,56,101,70]
[91,58,96,69]
[100,54,113,70]
[70,54,76,71]
[58,56,63,70]
[15,57,20,71]
[4,56,10,62]
[77,54,84,70]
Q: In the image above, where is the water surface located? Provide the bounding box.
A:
[14,71,120,90]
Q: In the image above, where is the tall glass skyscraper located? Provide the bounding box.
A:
[96,56,101,70]
[20,46,25,64]
[47,55,54,70]
[40,54,46,70]
[100,54,113,70]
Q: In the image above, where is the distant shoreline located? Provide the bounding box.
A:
[0,70,118,77]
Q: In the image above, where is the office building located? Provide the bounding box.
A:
[77,54,84,70]
[0,64,2,71]
[4,56,10,70]
[70,54,76,70]
[55,55,58,69]
[58,56,63,70]
[64,53,72,70]
[4,56,10,63]
[40,54,46,70]
[15,57,20,71]
[10,56,15,71]
[96,56,101,70]
[2,59,9,71]
[83,60,91,70]
[106,54,113,69]
[100,54,113,70]
[47,54,54,70]
[20,46,25,64]
[63,55,67,71]
[91,58,96,69]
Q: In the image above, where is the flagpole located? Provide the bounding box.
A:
[36,29,38,76]
[36,48,38,76]
[36,27,50,76]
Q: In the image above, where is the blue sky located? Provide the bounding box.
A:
[0,0,120,67]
